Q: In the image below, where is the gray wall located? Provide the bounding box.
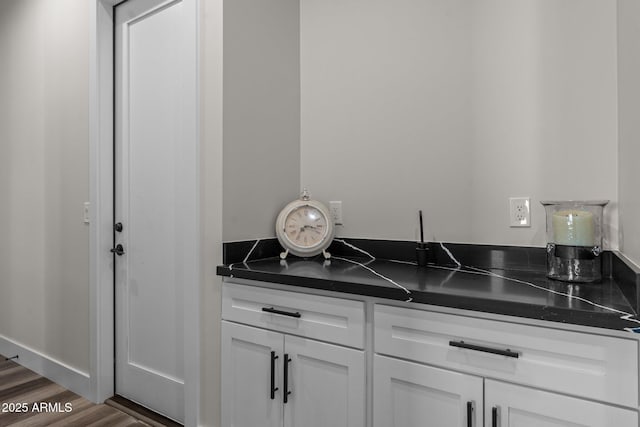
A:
[618,0,640,266]
[300,0,474,243]
[0,0,90,373]
[468,0,618,247]
[222,0,300,241]
[300,0,619,248]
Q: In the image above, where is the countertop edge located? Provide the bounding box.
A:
[216,265,636,332]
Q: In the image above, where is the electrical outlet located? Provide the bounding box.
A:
[329,201,343,225]
[509,197,530,227]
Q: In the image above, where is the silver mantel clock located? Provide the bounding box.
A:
[276,189,334,260]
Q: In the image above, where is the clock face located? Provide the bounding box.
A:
[283,205,328,248]
[276,196,335,258]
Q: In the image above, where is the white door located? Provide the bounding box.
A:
[485,380,638,427]
[374,355,483,427]
[284,335,366,427]
[221,322,283,427]
[114,0,197,422]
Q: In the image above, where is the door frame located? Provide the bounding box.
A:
[88,1,201,424]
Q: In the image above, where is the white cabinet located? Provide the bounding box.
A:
[221,282,366,427]
[373,357,638,427]
[221,281,640,427]
[485,380,638,427]
[374,355,483,427]
[375,304,638,408]
[374,304,639,427]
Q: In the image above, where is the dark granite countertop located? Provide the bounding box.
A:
[217,239,640,333]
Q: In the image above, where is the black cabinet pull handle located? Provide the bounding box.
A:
[283,354,292,404]
[262,307,301,318]
[467,401,474,427]
[449,340,519,358]
[492,406,499,427]
[270,351,279,400]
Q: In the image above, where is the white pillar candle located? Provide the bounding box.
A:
[552,210,595,247]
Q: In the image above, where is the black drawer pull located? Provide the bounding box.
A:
[283,354,292,404]
[492,406,499,427]
[449,340,519,358]
[270,351,279,400]
[262,307,302,318]
[466,401,474,427]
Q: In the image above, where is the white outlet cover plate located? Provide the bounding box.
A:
[509,197,531,227]
[329,201,343,225]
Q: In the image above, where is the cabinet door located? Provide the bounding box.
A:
[222,321,283,427]
[374,355,483,427]
[283,335,365,427]
[485,380,638,427]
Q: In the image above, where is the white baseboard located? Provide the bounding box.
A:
[0,335,92,401]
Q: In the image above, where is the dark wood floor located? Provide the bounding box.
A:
[0,356,149,427]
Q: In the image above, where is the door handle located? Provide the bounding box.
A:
[270,351,279,400]
[467,401,474,427]
[283,354,292,404]
[449,340,519,358]
[110,244,125,256]
[262,307,301,318]
[492,406,499,427]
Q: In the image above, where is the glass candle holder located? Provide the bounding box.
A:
[540,200,609,283]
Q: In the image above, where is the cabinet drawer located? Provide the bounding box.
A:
[375,304,638,408]
[223,282,365,348]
